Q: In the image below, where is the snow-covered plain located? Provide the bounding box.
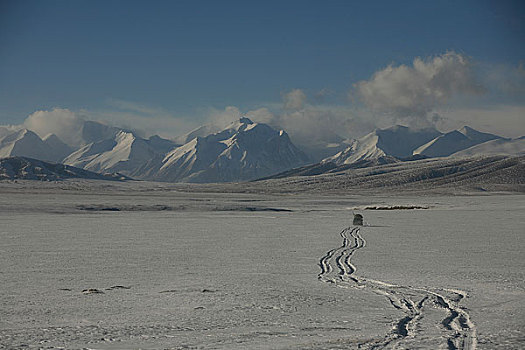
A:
[0,181,523,349]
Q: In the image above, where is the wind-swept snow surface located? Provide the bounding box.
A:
[0,183,523,349]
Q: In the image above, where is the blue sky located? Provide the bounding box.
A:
[1,0,524,137]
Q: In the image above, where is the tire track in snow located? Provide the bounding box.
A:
[318,226,477,350]
[318,227,363,284]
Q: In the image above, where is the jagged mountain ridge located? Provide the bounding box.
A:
[373,125,442,158]
[173,123,223,145]
[63,130,179,176]
[1,117,523,183]
[0,118,311,183]
[270,125,523,180]
[61,117,310,182]
[413,127,502,157]
[154,117,310,182]
[0,129,71,163]
[323,125,441,166]
[81,120,127,144]
[42,134,73,161]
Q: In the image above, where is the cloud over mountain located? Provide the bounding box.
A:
[239,92,373,160]
[24,108,84,147]
[4,52,522,164]
[283,89,307,110]
[355,52,484,123]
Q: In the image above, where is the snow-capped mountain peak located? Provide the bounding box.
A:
[323,125,441,166]
[374,125,442,158]
[458,126,503,143]
[414,126,503,157]
[2,114,518,183]
[64,130,172,175]
[0,129,69,162]
[42,133,73,162]
[154,118,309,182]
[239,116,253,125]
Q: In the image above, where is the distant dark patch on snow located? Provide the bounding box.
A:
[159,289,179,293]
[93,207,121,211]
[106,285,131,290]
[82,288,104,294]
[364,205,429,210]
[77,204,175,212]
[218,206,293,212]
[75,204,292,212]
[159,287,217,294]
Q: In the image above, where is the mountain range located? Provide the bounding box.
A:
[323,126,441,167]
[0,119,523,183]
[153,118,310,182]
[267,125,523,179]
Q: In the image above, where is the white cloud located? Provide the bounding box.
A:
[23,108,84,146]
[18,102,201,146]
[11,52,523,153]
[87,109,196,140]
[244,107,274,124]
[205,106,243,128]
[277,106,372,145]
[355,52,484,122]
[93,99,200,139]
[0,125,22,139]
[283,89,307,110]
[106,98,163,115]
[244,103,375,147]
[241,88,373,147]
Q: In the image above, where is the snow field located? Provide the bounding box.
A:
[0,188,523,349]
